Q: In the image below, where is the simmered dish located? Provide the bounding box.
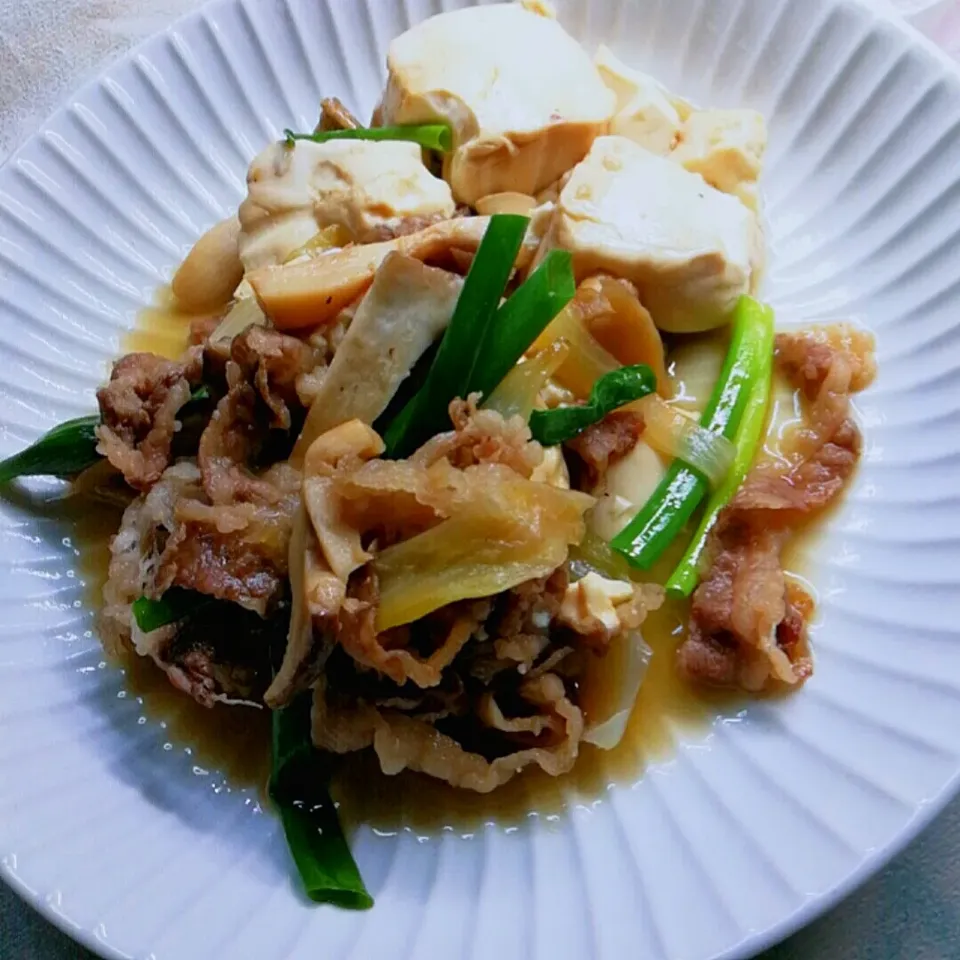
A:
[0,1,876,909]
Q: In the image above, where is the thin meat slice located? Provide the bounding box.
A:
[565,410,644,488]
[335,567,491,689]
[146,603,282,708]
[411,396,544,478]
[230,325,318,431]
[199,329,316,505]
[153,496,297,617]
[96,350,202,491]
[681,324,875,692]
[312,672,583,793]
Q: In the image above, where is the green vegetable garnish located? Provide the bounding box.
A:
[529,365,657,447]
[131,589,211,633]
[384,214,530,458]
[0,386,212,486]
[666,302,775,597]
[133,592,370,906]
[0,415,101,484]
[472,250,576,401]
[271,693,372,909]
[283,124,453,153]
[382,225,576,458]
[611,297,775,570]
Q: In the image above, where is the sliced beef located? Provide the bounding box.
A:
[153,496,297,617]
[158,601,283,707]
[230,326,317,431]
[565,410,644,488]
[680,324,875,692]
[96,350,203,491]
[199,329,316,505]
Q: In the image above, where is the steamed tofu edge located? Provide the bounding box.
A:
[671,109,767,212]
[538,135,763,333]
[594,45,686,155]
[238,138,456,271]
[235,4,765,352]
[377,2,616,205]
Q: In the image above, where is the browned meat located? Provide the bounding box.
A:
[675,630,739,688]
[96,350,202,491]
[411,396,544,478]
[466,571,571,683]
[680,324,875,692]
[100,462,288,706]
[198,330,316,505]
[565,411,644,487]
[153,494,298,617]
[198,381,279,505]
[335,567,492,689]
[312,671,583,793]
[230,326,317,431]
[157,603,281,707]
[490,569,568,642]
[99,462,202,658]
[317,96,361,132]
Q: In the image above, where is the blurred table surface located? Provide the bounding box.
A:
[1,1,959,958]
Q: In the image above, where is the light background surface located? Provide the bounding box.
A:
[1,1,958,957]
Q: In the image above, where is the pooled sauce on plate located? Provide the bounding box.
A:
[72,293,821,829]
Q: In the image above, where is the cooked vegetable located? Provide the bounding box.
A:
[282,224,353,264]
[666,302,776,597]
[0,415,101,484]
[485,340,570,421]
[569,531,637,583]
[131,589,210,633]
[529,295,620,398]
[293,253,462,463]
[384,242,576,456]
[383,215,530,458]
[171,216,244,312]
[529,365,657,447]
[636,395,736,489]
[611,297,774,570]
[209,296,267,344]
[250,217,507,330]
[284,123,453,153]
[271,692,372,909]
[0,387,211,486]
[580,277,670,396]
[374,475,594,631]
[472,249,576,400]
[582,628,653,750]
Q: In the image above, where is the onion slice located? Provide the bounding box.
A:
[484,339,570,421]
[583,627,653,751]
[636,394,735,489]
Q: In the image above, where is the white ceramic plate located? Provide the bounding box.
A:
[3,0,960,957]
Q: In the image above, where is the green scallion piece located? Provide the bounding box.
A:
[665,301,776,596]
[383,214,530,458]
[529,365,657,447]
[283,124,453,153]
[611,297,775,570]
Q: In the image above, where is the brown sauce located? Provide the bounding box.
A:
[68,291,826,830]
[123,286,196,359]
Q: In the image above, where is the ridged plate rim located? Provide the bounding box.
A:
[1,0,960,958]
